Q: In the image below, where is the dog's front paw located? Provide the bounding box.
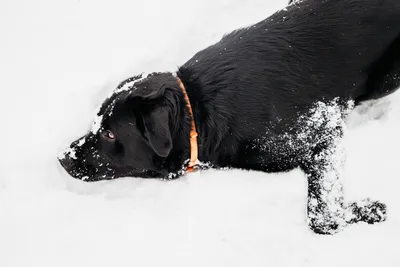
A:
[346,199,387,224]
[308,218,342,235]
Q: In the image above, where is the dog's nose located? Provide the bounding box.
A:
[58,155,75,173]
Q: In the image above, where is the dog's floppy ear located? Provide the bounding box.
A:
[122,73,179,157]
[142,106,172,157]
[123,72,178,157]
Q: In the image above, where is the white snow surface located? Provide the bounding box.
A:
[1,0,400,266]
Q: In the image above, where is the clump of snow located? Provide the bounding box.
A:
[114,78,138,94]
[114,73,148,95]
[58,145,77,160]
[77,137,86,147]
[91,114,103,134]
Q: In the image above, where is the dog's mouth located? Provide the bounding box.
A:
[58,155,94,181]
[58,154,165,182]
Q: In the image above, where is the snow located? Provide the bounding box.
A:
[114,73,148,94]
[1,0,400,266]
[91,114,103,134]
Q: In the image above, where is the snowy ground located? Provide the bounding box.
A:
[1,0,400,266]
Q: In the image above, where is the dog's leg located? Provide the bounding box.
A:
[301,135,348,234]
[301,140,387,234]
[299,103,387,234]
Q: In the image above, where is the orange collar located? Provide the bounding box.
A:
[177,78,200,172]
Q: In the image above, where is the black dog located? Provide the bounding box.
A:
[59,0,400,234]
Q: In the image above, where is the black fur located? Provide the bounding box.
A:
[59,0,400,234]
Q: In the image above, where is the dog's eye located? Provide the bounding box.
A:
[101,130,115,140]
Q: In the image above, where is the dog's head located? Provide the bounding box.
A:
[58,72,188,181]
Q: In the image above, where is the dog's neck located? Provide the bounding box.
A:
[177,77,199,171]
[161,71,201,175]
[171,68,232,171]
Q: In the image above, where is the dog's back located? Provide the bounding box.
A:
[179,0,400,114]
